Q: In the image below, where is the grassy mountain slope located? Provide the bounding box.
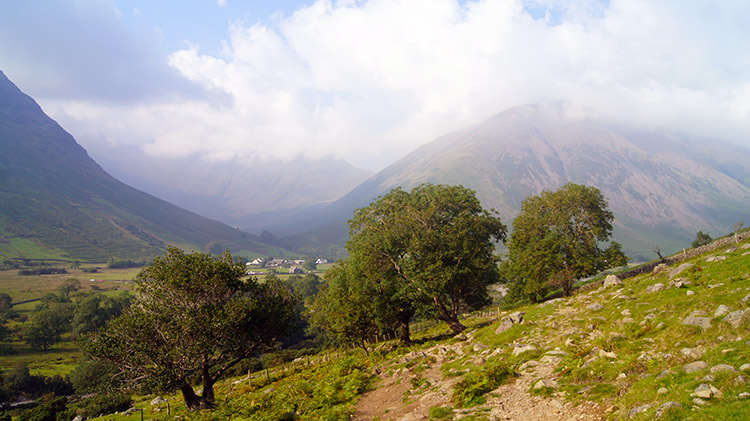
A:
[99,233,750,420]
[283,104,750,260]
[0,71,292,261]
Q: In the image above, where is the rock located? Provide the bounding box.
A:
[646,283,665,293]
[657,370,671,379]
[627,404,651,418]
[495,311,525,334]
[740,392,750,399]
[715,305,732,317]
[723,310,749,328]
[602,274,623,288]
[519,360,539,370]
[621,309,632,316]
[701,375,715,382]
[683,361,708,373]
[710,364,737,374]
[686,290,695,296]
[533,379,559,390]
[657,387,668,395]
[473,343,488,352]
[599,349,618,359]
[654,402,682,419]
[617,373,627,379]
[587,302,604,311]
[669,263,693,279]
[680,347,705,360]
[682,316,712,330]
[509,311,525,324]
[512,344,537,356]
[73,416,84,421]
[564,338,575,347]
[151,396,166,405]
[692,397,707,406]
[742,294,750,304]
[653,263,668,275]
[706,255,726,262]
[669,278,692,289]
[735,375,747,385]
[693,383,721,399]
[740,363,750,372]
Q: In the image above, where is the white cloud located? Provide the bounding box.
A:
[20,0,750,171]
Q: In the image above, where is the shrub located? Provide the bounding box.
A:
[69,393,133,418]
[452,361,515,407]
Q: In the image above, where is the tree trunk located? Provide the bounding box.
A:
[433,297,466,334]
[398,321,411,344]
[200,357,216,407]
[180,384,203,410]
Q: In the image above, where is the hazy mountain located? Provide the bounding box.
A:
[0,70,292,261]
[282,104,750,260]
[90,147,372,227]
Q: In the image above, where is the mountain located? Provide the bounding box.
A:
[0,71,292,262]
[281,104,750,260]
[88,146,372,228]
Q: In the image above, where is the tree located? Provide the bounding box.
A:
[337,184,506,340]
[692,231,713,248]
[25,298,73,350]
[504,183,625,302]
[85,247,298,410]
[303,258,317,272]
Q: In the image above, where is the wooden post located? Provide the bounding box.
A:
[265,367,270,382]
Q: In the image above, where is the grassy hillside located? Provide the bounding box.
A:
[65,234,750,420]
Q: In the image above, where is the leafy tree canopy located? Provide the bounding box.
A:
[692,230,713,248]
[315,184,506,344]
[504,183,625,303]
[85,247,298,410]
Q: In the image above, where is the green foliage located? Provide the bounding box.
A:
[318,183,506,344]
[25,299,73,350]
[69,359,121,394]
[68,392,133,418]
[71,292,130,336]
[18,395,71,421]
[692,230,712,248]
[504,183,623,302]
[105,257,143,269]
[85,247,299,410]
[303,258,317,271]
[452,361,515,407]
[17,268,67,276]
[429,405,455,420]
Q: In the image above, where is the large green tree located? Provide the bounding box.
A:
[85,247,297,410]
[504,183,625,302]
[324,184,506,342]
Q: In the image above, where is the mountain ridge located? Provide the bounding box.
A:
[0,70,292,261]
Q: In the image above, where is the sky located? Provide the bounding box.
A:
[1,0,749,172]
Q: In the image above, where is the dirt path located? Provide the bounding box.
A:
[353,345,604,421]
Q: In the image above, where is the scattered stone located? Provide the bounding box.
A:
[687,290,695,296]
[701,375,715,382]
[680,347,705,360]
[512,344,537,356]
[653,263,667,275]
[454,333,468,341]
[654,402,682,419]
[722,348,736,354]
[533,379,558,390]
[587,302,604,311]
[599,349,618,360]
[742,294,750,304]
[723,310,750,328]
[692,398,707,406]
[743,244,750,249]
[740,363,750,372]
[602,274,623,288]
[564,338,575,347]
[682,316,712,330]
[73,416,84,421]
[656,322,665,329]
[617,373,627,379]
[621,309,632,316]
[622,317,635,324]
[740,392,750,399]
[473,343,488,352]
[707,282,724,289]
[508,311,525,324]
[546,347,568,356]
[540,355,562,365]
[495,311,526,334]
[646,283,665,293]
[669,263,694,280]
[735,375,747,385]
[693,383,721,399]
[519,360,539,370]
[627,404,651,418]
[669,278,692,289]
[657,370,671,379]
[706,255,726,262]
[151,396,166,405]
[710,364,737,374]
[683,361,708,373]
[657,387,668,395]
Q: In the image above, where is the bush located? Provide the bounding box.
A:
[69,360,120,394]
[106,257,142,269]
[452,361,515,407]
[17,268,67,276]
[69,393,133,418]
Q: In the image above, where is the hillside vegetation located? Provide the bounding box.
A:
[56,232,750,420]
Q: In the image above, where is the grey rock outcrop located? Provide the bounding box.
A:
[682,316,712,330]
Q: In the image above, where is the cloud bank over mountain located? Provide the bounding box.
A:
[2,0,749,171]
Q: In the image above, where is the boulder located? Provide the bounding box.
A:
[680,347,704,360]
[693,383,721,399]
[495,311,526,334]
[683,361,708,373]
[602,274,623,288]
[508,311,525,324]
[668,263,694,280]
[714,305,732,317]
[710,364,737,374]
[512,344,538,356]
[587,302,604,311]
[654,402,682,419]
[646,283,665,293]
[653,263,668,275]
[151,396,166,405]
[682,316,712,330]
[722,310,749,328]
[627,404,651,418]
